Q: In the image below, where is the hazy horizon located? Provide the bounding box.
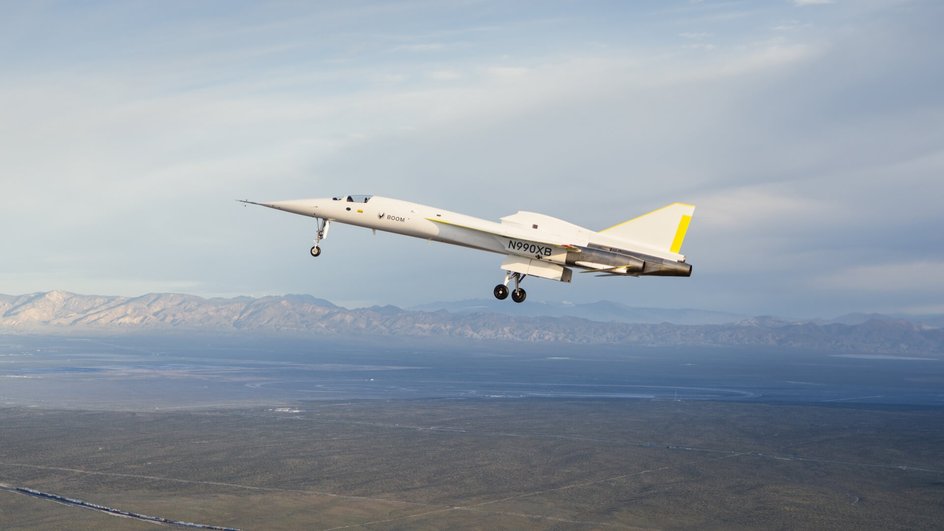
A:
[5,288,944,322]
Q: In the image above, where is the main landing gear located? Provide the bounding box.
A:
[310,218,330,257]
[494,272,527,303]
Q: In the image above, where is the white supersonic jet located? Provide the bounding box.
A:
[240,195,695,303]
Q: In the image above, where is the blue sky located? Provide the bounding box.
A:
[2,0,942,317]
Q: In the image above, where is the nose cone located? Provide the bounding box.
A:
[259,199,320,217]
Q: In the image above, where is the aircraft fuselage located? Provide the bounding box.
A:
[242,194,694,302]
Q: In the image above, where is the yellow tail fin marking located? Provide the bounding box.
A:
[670,214,692,254]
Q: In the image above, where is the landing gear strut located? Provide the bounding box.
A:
[494,272,527,303]
[310,218,330,258]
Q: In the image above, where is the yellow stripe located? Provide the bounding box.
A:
[670,215,692,253]
[600,202,695,233]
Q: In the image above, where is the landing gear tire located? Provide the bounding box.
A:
[511,288,527,303]
[493,284,509,300]
[310,245,322,257]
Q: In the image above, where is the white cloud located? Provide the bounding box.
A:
[693,186,843,231]
[813,261,944,293]
[428,69,463,81]
[772,19,809,31]
[391,42,446,53]
[793,0,834,6]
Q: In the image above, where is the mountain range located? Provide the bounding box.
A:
[1,291,942,355]
[409,299,748,325]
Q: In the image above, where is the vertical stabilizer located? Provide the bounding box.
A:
[599,203,695,254]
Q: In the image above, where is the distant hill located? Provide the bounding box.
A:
[826,312,944,329]
[1,291,942,355]
[410,298,747,325]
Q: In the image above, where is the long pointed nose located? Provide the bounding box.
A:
[243,199,320,217]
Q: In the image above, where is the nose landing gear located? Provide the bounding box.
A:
[310,218,330,258]
[494,271,527,303]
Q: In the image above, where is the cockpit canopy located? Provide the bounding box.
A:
[332,194,373,203]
